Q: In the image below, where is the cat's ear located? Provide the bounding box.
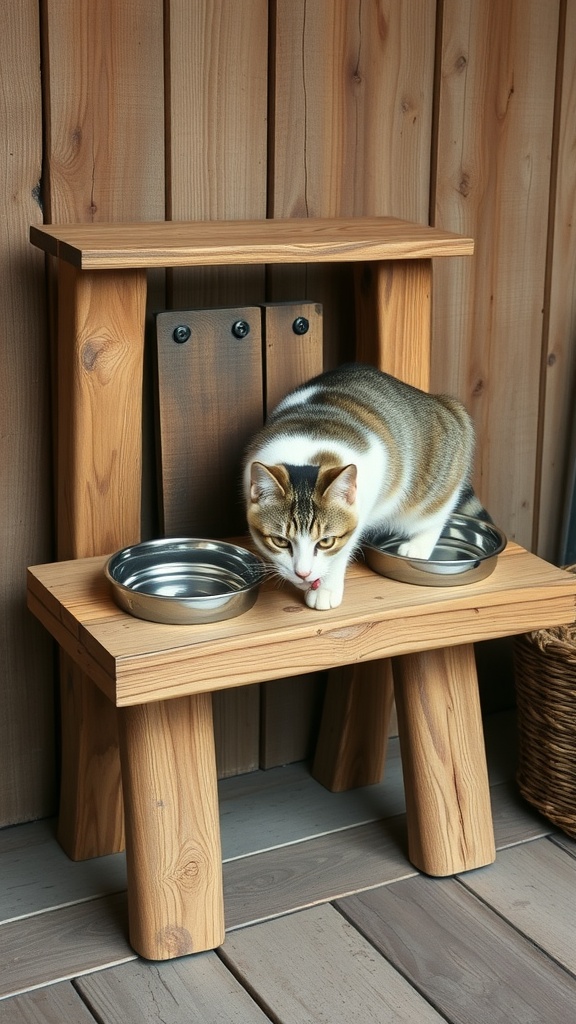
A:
[250,462,289,502]
[318,464,357,505]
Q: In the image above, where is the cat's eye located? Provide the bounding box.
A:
[270,535,291,549]
[317,536,337,550]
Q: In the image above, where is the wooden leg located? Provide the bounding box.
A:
[55,264,147,859]
[312,661,394,791]
[57,659,125,860]
[393,644,496,876]
[118,694,225,960]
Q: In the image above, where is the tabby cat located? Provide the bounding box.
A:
[243,363,485,610]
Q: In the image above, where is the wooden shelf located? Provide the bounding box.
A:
[30,216,474,270]
[28,541,576,709]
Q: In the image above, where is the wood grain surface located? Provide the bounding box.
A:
[537,0,576,559]
[431,0,561,548]
[0,0,55,825]
[339,868,576,1024]
[118,695,224,960]
[77,956,271,1024]
[27,542,576,706]
[30,217,475,268]
[220,903,446,1023]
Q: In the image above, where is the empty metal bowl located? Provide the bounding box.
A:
[105,538,265,624]
[363,514,507,587]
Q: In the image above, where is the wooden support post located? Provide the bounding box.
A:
[313,259,433,791]
[57,657,125,860]
[118,694,225,960]
[393,644,496,876]
[312,660,394,791]
[56,264,147,860]
[355,259,432,389]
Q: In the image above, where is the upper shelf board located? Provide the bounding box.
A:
[30,216,474,271]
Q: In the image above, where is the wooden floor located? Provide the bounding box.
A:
[2,710,576,1023]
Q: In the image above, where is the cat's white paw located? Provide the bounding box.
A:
[305,582,343,610]
[397,534,438,560]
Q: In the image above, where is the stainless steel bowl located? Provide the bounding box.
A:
[105,538,265,624]
[363,515,507,587]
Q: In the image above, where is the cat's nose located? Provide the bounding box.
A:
[295,569,311,579]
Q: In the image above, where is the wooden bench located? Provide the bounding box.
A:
[27,217,576,961]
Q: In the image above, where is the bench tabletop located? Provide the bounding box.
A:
[27,542,576,707]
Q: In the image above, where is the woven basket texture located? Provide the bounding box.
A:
[513,564,576,838]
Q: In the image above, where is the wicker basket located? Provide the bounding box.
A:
[513,563,576,838]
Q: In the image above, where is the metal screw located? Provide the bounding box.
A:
[232,320,250,339]
[172,324,191,343]
[292,317,309,335]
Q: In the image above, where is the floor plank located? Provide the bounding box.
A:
[459,837,576,975]
[337,873,576,1024]
[223,816,415,930]
[0,819,127,925]
[220,902,445,1024]
[2,982,97,1023]
[218,738,406,859]
[550,830,576,859]
[76,955,271,1024]
[0,712,516,928]
[0,895,135,1001]
[490,778,555,847]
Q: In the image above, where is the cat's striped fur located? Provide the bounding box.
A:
[243,363,487,610]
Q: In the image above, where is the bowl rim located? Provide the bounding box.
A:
[105,537,265,604]
[362,514,507,569]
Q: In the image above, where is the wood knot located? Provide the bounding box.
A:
[455,54,467,72]
[472,378,485,397]
[458,173,471,198]
[81,339,101,371]
[156,926,194,958]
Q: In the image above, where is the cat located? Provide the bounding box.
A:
[242,363,486,611]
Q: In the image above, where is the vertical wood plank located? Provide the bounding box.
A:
[537,0,576,560]
[43,0,165,224]
[155,307,264,539]
[0,0,55,825]
[118,694,224,960]
[432,0,561,547]
[167,0,268,308]
[269,0,437,362]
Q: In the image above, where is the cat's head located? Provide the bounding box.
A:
[246,461,358,591]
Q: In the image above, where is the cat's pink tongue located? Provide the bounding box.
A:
[310,578,321,590]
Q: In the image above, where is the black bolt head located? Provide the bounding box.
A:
[292,317,310,335]
[172,325,191,343]
[232,320,251,339]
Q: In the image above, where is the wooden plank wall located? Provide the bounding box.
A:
[1,0,575,824]
[0,1,55,825]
